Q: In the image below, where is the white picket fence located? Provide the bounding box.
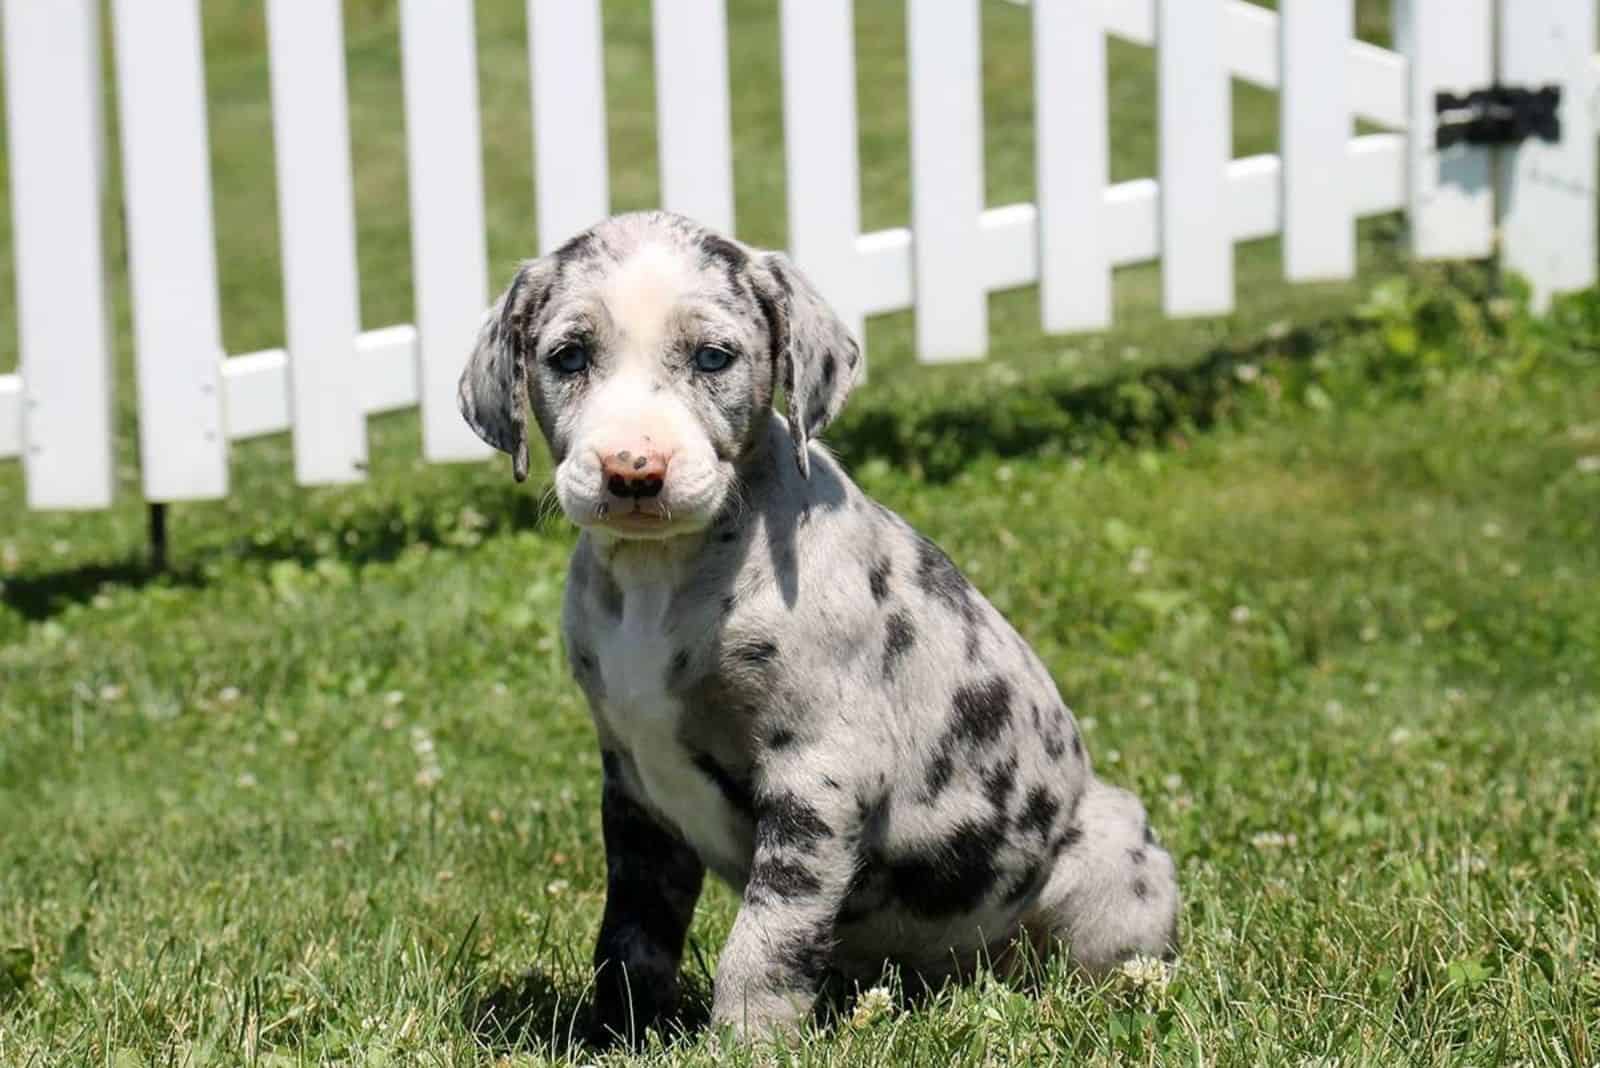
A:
[1,0,1596,511]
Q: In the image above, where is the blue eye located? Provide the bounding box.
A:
[550,343,589,375]
[693,345,734,373]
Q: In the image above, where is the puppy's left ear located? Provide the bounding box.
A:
[458,258,555,482]
[752,252,863,477]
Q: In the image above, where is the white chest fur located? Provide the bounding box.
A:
[593,579,747,877]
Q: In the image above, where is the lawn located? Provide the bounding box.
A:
[6,1,1600,1065]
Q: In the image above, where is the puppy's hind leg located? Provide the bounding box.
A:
[1027,778,1179,975]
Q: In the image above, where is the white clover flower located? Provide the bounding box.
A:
[217,686,241,704]
[1117,955,1173,996]
[850,986,895,1029]
[1128,547,1153,576]
[1250,831,1298,850]
[383,690,406,706]
[1576,455,1600,474]
[411,727,443,789]
[1230,605,1251,625]
[236,772,258,789]
[546,879,570,896]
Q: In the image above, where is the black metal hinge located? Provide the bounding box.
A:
[1436,85,1561,149]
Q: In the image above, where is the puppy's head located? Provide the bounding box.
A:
[458,212,861,540]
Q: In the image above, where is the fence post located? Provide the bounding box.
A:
[110,0,230,502]
[529,0,610,252]
[1405,0,1495,260]
[906,0,987,362]
[1034,0,1111,333]
[1158,0,1234,317]
[780,0,866,357]
[1281,0,1355,282]
[1496,0,1597,310]
[400,0,493,463]
[265,0,368,485]
[2,0,116,509]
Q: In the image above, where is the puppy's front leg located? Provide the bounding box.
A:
[712,781,861,1040]
[590,751,706,1047]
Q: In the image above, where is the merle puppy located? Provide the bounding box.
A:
[458,212,1178,1043]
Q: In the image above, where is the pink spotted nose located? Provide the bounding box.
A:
[599,449,668,500]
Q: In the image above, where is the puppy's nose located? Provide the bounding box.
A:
[600,449,668,500]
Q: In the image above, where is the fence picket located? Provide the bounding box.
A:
[1159,0,1233,316]
[265,0,367,484]
[111,0,228,501]
[907,0,987,361]
[1281,0,1354,281]
[1497,0,1596,311]
[779,0,864,354]
[400,0,492,462]
[529,0,609,252]
[1406,0,1494,260]
[1035,0,1111,333]
[2,0,115,508]
[653,0,735,234]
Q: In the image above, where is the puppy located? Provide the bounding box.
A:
[458,211,1178,1043]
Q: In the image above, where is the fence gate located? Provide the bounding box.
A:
[1,0,1596,513]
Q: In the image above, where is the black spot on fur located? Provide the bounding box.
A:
[1019,786,1061,838]
[1128,847,1148,866]
[915,536,971,612]
[766,727,796,750]
[821,351,836,385]
[1071,731,1083,759]
[888,817,1006,918]
[755,793,833,854]
[746,855,822,902]
[771,922,833,986]
[691,752,754,816]
[1003,859,1047,905]
[924,751,954,798]
[882,612,916,679]
[1143,823,1157,846]
[553,230,596,267]
[868,558,892,604]
[721,594,737,613]
[700,234,749,296]
[980,754,1019,812]
[1053,822,1084,855]
[950,677,1013,747]
[1132,877,1150,901]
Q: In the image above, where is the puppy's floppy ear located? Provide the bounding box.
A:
[752,252,863,477]
[457,258,554,482]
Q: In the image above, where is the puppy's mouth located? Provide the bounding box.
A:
[590,502,703,540]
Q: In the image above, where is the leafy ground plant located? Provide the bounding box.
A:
[1,278,1597,1066]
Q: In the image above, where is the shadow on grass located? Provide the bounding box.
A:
[217,479,566,570]
[828,324,1327,484]
[0,560,208,622]
[464,968,712,1057]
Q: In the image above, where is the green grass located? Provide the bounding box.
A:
[9,1,1600,1064]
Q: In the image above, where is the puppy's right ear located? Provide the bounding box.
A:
[458,259,554,482]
